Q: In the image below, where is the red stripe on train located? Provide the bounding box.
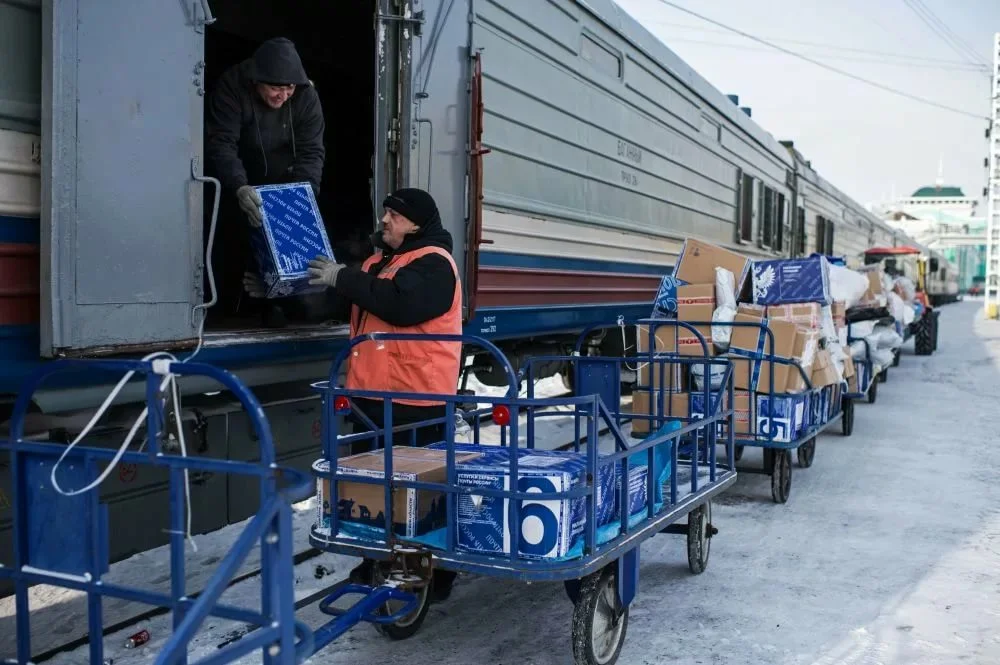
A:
[475,266,660,307]
[0,243,40,325]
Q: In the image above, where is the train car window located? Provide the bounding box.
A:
[760,186,774,249]
[775,192,786,253]
[580,31,622,79]
[796,207,806,257]
[739,173,753,242]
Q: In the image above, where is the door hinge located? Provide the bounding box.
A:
[388,118,401,154]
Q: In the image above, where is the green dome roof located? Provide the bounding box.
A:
[911,185,965,197]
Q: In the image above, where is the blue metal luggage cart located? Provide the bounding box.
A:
[649,319,847,504]
[840,336,883,436]
[0,359,316,665]
[307,330,737,665]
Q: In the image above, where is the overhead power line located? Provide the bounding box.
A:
[651,20,990,70]
[902,0,988,67]
[651,0,991,121]
[663,36,989,74]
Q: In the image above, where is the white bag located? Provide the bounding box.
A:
[829,264,869,308]
[711,267,737,348]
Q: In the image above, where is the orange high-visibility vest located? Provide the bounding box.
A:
[345,246,462,406]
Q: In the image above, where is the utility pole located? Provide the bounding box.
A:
[985,32,1000,318]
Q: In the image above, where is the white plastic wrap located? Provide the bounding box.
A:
[872,347,895,368]
[711,267,737,348]
[820,306,838,345]
[893,276,916,303]
[903,304,916,326]
[887,291,906,327]
[871,325,904,350]
[849,320,877,340]
[828,264,869,308]
[849,340,868,361]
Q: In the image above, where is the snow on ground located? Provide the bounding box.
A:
[8,301,1000,664]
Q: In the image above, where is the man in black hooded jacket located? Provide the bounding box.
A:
[206,37,326,326]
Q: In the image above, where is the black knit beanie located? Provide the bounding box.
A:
[382,188,441,228]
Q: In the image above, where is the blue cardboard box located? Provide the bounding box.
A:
[450,447,620,560]
[250,182,334,299]
[651,275,682,319]
[751,256,832,306]
[756,393,807,443]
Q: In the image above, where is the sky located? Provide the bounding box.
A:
[614,0,999,210]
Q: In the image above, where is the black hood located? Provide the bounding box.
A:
[245,38,311,87]
[371,217,454,256]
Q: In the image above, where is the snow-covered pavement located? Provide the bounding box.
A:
[7,300,1000,664]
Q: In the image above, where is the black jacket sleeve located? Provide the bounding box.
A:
[290,87,326,196]
[335,254,457,327]
[205,74,248,194]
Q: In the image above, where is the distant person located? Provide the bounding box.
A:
[205,37,326,327]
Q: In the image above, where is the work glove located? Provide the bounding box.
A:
[308,255,345,288]
[236,185,263,227]
[243,271,266,298]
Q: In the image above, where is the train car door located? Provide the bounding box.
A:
[39,0,207,357]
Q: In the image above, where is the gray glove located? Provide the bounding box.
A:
[308,255,345,288]
[242,271,266,298]
[236,185,263,227]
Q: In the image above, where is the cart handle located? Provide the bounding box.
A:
[6,358,284,468]
[572,318,713,357]
[325,332,519,397]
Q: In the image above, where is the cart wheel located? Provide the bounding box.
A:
[879,368,888,383]
[371,566,431,640]
[571,566,629,665]
[686,501,713,574]
[797,438,816,469]
[841,398,855,437]
[892,349,900,367]
[734,445,744,462]
[770,450,792,504]
[868,377,878,404]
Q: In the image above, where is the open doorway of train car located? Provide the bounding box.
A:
[200,0,381,334]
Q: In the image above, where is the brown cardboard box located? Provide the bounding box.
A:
[630,390,690,435]
[635,325,686,389]
[830,301,847,329]
[784,328,820,393]
[858,266,886,306]
[728,312,800,393]
[639,284,718,358]
[767,303,822,330]
[674,239,750,299]
[842,354,856,380]
[633,390,737,436]
[325,448,480,537]
[810,349,840,388]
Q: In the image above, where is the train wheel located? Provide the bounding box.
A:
[571,566,629,665]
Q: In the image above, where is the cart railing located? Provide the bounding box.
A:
[309,332,736,579]
[845,335,875,399]
[0,359,314,665]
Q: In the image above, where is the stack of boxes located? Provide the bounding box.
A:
[634,239,752,438]
[317,444,652,562]
[633,242,854,444]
